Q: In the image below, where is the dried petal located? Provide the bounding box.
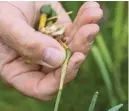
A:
[51,27,66,36]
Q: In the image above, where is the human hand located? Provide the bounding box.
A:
[0,1,103,100]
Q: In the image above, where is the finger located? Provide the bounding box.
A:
[55,52,85,84]
[5,1,34,25]
[41,66,54,74]
[72,2,100,27]
[0,13,65,68]
[41,53,85,97]
[74,7,103,28]
[65,1,100,38]
[64,52,85,84]
[65,3,103,43]
[51,2,72,24]
[0,40,18,72]
[0,56,57,101]
[69,24,99,54]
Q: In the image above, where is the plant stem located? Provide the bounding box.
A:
[54,49,71,111]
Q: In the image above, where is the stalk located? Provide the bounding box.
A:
[38,5,72,111]
[54,49,71,111]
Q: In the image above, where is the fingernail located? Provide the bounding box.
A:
[43,47,66,68]
[74,61,83,71]
[75,68,80,73]
[87,35,94,43]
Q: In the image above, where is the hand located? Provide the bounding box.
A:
[0,1,103,100]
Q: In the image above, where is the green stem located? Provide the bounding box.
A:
[54,49,71,111]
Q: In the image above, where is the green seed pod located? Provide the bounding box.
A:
[40,4,52,15]
[52,9,57,17]
[51,9,57,22]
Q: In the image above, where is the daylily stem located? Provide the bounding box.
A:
[54,49,71,111]
[39,14,47,31]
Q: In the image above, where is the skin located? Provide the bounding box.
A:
[0,1,103,100]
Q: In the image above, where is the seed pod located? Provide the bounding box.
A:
[51,9,57,22]
[39,5,52,31]
[40,4,52,15]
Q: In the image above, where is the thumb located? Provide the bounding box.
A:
[0,17,66,68]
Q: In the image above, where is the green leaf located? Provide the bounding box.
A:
[88,92,99,111]
[113,1,125,41]
[108,104,123,111]
[91,46,117,106]
[96,34,113,71]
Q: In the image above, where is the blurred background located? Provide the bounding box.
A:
[0,1,128,111]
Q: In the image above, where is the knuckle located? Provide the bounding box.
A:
[24,40,38,50]
[79,26,90,37]
[21,38,40,57]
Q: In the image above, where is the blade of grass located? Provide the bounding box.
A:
[120,18,128,50]
[91,46,117,106]
[112,2,127,101]
[96,33,127,101]
[88,92,99,111]
[96,34,113,71]
[113,1,125,41]
[107,104,123,111]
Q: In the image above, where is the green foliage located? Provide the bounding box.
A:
[0,1,128,111]
[87,92,123,111]
[88,92,99,111]
[108,104,123,111]
[91,46,117,106]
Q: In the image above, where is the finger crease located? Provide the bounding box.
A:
[34,74,45,96]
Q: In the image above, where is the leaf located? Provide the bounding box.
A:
[108,104,123,111]
[91,46,117,106]
[96,34,113,71]
[88,92,99,111]
[113,1,125,41]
